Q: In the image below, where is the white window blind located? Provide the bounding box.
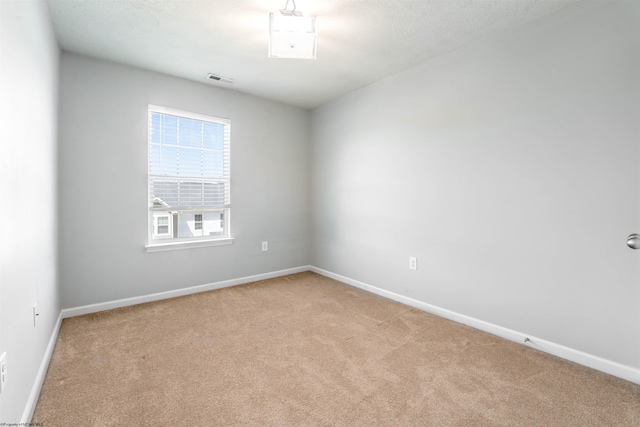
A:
[148,105,230,245]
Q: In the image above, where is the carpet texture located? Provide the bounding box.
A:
[34,272,640,426]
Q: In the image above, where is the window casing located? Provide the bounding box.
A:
[153,213,173,238]
[147,105,231,250]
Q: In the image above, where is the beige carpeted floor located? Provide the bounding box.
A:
[34,272,640,426]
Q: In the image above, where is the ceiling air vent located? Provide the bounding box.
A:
[205,73,233,84]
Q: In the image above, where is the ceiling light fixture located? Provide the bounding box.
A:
[269,0,317,59]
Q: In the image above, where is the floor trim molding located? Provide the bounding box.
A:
[21,312,63,423]
[51,264,640,392]
[309,266,640,385]
[62,266,310,319]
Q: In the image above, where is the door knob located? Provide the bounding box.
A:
[627,234,640,249]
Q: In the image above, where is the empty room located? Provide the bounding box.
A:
[1,0,639,424]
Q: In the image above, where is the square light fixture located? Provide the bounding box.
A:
[269,1,316,59]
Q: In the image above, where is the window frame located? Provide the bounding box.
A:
[153,213,173,238]
[145,105,233,252]
[194,213,203,231]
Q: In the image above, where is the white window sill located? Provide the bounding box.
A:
[146,237,234,253]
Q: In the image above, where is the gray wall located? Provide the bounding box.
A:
[59,53,310,308]
[310,0,640,370]
[0,1,61,422]
[3,3,638,421]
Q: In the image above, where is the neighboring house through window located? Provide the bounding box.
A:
[147,105,231,249]
[153,213,172,237]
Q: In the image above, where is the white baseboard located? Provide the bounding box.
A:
[309,266,640,385]
[41,261,640,421]
[19,264,640,424]
[21,312,63,423]
[62,265,310,319]
[21,266,309,423]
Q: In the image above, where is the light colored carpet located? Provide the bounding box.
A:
[34,272,640,426]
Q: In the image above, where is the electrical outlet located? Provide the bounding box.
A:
[409,256,417,271]
[33,303,39,327]
[262,241,268,251]
[0,352,7,393]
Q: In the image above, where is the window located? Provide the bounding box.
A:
[153,213,172,238]
[147,105,231,250]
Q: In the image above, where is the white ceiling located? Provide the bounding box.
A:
[47,0,579,109]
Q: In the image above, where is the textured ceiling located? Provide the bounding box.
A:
[47,0,579,109]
